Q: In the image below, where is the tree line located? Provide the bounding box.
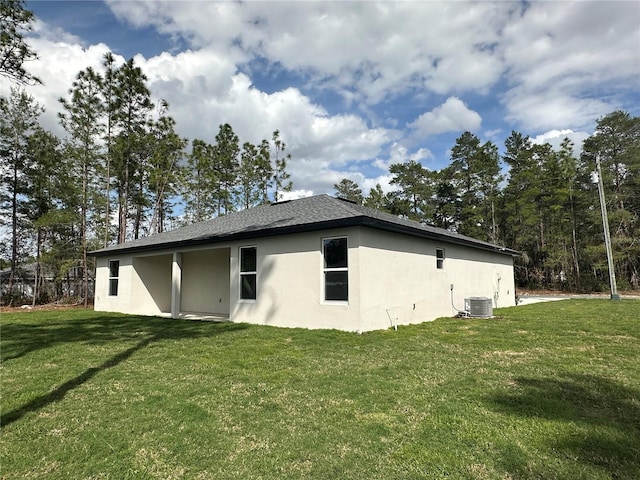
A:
[1,57,293,305]
[334,112,639,293]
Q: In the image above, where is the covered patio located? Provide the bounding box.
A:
[133,247,231,319]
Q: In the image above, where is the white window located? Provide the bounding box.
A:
[108,260,120,296]
[239,247,257,300]
[323,237,348,302]
[436,248,445,270]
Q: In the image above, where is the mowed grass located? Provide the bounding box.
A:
[1,300,639,479]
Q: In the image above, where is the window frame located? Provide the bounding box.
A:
[322,236,349,303]
[436,248,445,270]
[239,246,257,301]
[108,259,120,296]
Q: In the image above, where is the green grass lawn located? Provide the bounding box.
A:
[1,300,639,479]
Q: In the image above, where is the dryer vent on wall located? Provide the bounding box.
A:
[464,297,493,318]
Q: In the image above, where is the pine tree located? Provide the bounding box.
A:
[24,127,63,304]
[364,184,389,211]
[101,51,118,246]
[582,111,640,289]
[237,141,262,210]
[554,138,585,290]
[255,139,272,204]
[212,123,240,215]
[499,132,540,286]
[388,160,433,222]
[334,178,363,204]
[112,58,153,243]
[0,0,41,85]
[58,66,105,306]
[0,87,43,299]
[148,103,186,234]
[271,130,292,202]
[431,166,459,230]
[449,132,501,242]
[183,139,217,222]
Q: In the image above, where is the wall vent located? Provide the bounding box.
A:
[464,297,493,318]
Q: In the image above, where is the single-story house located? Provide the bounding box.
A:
[90,194,518,332]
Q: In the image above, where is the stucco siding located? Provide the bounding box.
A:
[359,230,433,330]
[94,226,515,332]
[181,249,230,315]
[230,228,362,331]
[444,245,516,312]
[95,257,118,313]
[133,254,172,314]
[358,228,516,330]
[94,255,168,316]
[95,256,131,313]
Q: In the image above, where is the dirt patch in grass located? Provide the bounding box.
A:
[0,303,92,314]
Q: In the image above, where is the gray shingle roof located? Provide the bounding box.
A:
[90,194,518,256]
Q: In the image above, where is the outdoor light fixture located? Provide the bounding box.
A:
[592,155,620,301]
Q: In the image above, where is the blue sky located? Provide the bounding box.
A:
[12,1,640,198]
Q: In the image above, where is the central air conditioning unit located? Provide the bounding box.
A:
[464,297,493,318]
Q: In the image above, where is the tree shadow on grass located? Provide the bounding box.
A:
[1,313,236,363]
[1,314,247,428]
[487,374,640,478]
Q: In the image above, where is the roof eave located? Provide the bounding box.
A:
[360,217,519,256]
[90,215,518,257]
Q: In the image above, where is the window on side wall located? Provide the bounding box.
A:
[436,248,445,270]
[240,247,257,300]
[323,237,348,302]
[108,260,120,296]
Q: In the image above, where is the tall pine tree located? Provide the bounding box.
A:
[147,103,186,234]
[449,132,501,242]
[112,58,153,242]
[582,111,640,289]
[0,87,43,299]
[58,66,104,306]
[24,127,64,304]
[212,123,240,215]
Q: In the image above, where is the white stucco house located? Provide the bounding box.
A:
[91,194,518,332]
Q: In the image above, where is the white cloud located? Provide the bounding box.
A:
[372,143,434,173]
[362,174,397,195]
[279,189,314,202]
[532,129,575,145]
[503,87,611,133]
[484,128,503,142]
[410,148,433,163]
[85,2,640,141]
[531,129,590,157]
[106,1,509,103]
[32,19,83,45]
[408,97,482,137]
[500,1,639,131]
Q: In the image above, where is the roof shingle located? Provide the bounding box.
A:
[90,194,518,256]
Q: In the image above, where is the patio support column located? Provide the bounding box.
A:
[171,252,182,318]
